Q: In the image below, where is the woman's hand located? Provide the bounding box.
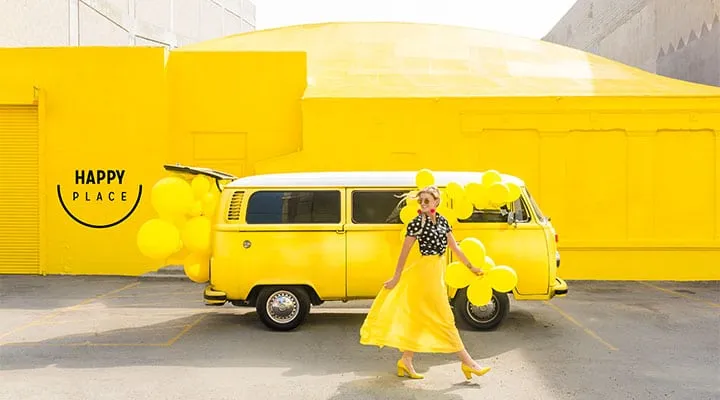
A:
[384,275,400,289]
[469,266,484,276]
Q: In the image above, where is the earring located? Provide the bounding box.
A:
[430,208,436,214]
[417,209,422,215]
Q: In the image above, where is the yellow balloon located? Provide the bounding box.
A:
[160,212,187,229]
[487,265,518,293]
[506,182,521,203]
[465,182,482,200]
[436,205,457,225]
[454,197,475,220]
[188,200,203,217]
[437,189,448,206]
[415,169,435,188]
[459,237,486,264]
[191,175,211,199]
[484,255,496,271]
[488,182,510,205]
[400,204,419,224]
[183,252,210,283]
[465,183,490,209]
[475,197,492,210]
[166,246,191,265]
[201,191,219,216]
[446,182,465,200]
[181,216,212,254]
[467,277,493,306]
[151,176,194,218]
[482,170,502,187]
[136,218,181,260]
[169,172,192,182]
[445,261,477,289]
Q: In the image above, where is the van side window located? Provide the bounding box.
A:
[352,190,406,224]
[458,198,531,223]
[245,190,341,224]
[524,188,548,223]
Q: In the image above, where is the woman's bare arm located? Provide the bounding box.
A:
[391,235,416,279]
[448,232,483,274]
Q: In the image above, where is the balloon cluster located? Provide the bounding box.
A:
[400,169,520,306]
[446,239,518,305]
[398,168,522,226]
[136,173,221,283]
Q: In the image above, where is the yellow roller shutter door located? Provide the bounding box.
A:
[0,105,40,274]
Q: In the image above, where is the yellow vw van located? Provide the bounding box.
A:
[165,166,568,331]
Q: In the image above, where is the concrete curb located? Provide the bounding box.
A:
[140,265,189,280]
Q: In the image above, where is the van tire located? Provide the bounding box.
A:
[255,286,311,331]
[453,288,509,331]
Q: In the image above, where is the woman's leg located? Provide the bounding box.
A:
[401,351,417,372]
[455,348,483,369]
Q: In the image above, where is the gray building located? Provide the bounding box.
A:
[543,0,719,87]
[0,0,256,49]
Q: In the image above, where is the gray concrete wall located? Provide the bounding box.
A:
[544,0,720,86]
[0,0,256,49]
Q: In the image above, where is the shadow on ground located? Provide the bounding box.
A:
[326,376,485,400]
[0,306,550,376]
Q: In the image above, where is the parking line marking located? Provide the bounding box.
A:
[104,291,197,299]
[544,301,619,352]
[638,282,720,308]
[0,281,140,341]
[164,314,207,347]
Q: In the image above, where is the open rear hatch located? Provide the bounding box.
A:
[163,163,238,190]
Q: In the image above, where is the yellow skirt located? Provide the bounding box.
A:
[359,255,464,353]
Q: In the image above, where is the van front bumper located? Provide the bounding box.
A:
[552,277,568,297]
[204,285,227,306]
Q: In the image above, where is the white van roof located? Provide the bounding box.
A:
[225,171,525,189]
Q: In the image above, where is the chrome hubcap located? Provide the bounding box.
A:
[266,290,299,324]
[467,296,499,323]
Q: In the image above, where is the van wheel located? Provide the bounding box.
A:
[256,286,311,331]
[454,288,509,331]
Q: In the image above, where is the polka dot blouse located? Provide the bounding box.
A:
[406,214,452,256]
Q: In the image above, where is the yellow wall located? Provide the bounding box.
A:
[1,46,718,281]
[165,50,307,177]
[254,96,720,280]
[0,47,168,275]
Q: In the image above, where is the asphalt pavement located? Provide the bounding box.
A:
[0,276,718,400]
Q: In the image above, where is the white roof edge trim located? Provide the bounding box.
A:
[224,171,526,189]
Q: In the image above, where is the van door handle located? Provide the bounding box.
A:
[335,230,345,235]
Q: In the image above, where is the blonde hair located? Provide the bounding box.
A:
[397,185,441,235]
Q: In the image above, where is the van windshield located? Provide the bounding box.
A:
[523,187,548,223]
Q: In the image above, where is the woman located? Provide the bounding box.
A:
[360,185,491,380]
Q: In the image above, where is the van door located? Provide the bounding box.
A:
[451,195,550,296]
[344,188,422,298]
[217,188,347,300]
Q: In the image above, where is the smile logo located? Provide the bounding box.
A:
[57,169,143,229]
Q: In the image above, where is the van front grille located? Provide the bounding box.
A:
[227,191,245,221]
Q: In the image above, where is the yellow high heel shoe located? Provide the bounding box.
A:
[461,363,491,380]
[396,359,424,379]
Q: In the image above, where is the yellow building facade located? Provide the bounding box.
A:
[0,47,169,276]
[1,22,719,280]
